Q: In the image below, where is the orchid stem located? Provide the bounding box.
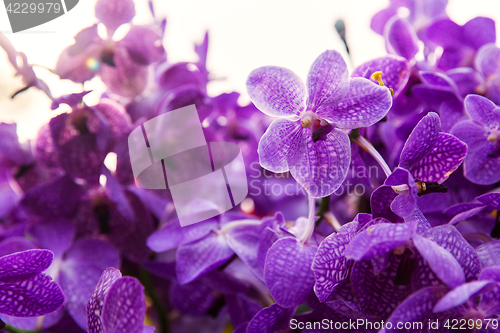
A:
[300,195,316,243]
[218,220,262,235]
[353,135,392,178]
[2,324,38,333]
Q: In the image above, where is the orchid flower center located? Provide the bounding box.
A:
[300,111,318,128]
[488,129,500,145]
[371,71,394,96]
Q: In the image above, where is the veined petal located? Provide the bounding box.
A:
[257,119,306,173]
[452,120,500,185]
[384,17,419,61]
[175,233,234,285]
[409,133,467,183]
[476,192,500,209]
[306,50,350,111]
[464,94,499,129]
[0,250,53,280]
[413,234,465,288]
[246,66,305,117]
[382,286,448,333]
[475,43,500,78]
[345,221,417,261]
[0,273,64,317]
[102,277,146,333]
[433,281,491,313]
[290,128,351,198]
[399,112,441,170]
[316,78,392,129]
[476,240,500,267]
[351,254,411,316]
[351,55,410,98]
[423,225,481,282]
[264,237,316,308]
[311,222,358,302]
[246,304,295,333]
[87,268,122,333]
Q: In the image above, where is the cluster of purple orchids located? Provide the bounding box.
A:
[1,0,500,332]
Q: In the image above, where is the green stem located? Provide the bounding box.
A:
[139,267,169,333]
[2,324,39,333]
[315,195,330,226]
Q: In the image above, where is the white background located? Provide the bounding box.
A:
[1,0,500,141]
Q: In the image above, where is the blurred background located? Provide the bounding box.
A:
[1,0,500,142]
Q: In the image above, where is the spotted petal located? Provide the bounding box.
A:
[422,225,481,281]
[0,273,64,317]
[0,250,53,280]
[433,280,491,313]
[351,254,411,317]
[306,50,350,111]
[311,222,358,302]
[399,112,441,170]
[246,66,305,117]
[381,286,448,333]
[351,55,410,98]
[409,133,467,183]
[476,192,500,209]
[413,234,465,288]
[476,240,500,268]
[290,128,350,198]
[101,277,146,333]
[345,221,417,261]
[257,119,306,173]
[264,237,317,308]
[246,304,295,333]
[87,268,122,333]
[464,94,499,129]
[316,78,392,129]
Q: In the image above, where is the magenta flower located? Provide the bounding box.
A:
[246,50,392,197]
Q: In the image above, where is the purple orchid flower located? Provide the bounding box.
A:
[0,249,64,325]
[55,0,165,97]
[246,49,392,198]
[426,17,496,71]
[344,223,480,317]
[474,43,500,105]
[452,94,500,185]
[0,222,120,331]
[371,112,466,218]
[382,267,500,333]
[87,268,154,333]
[147,213,265,285]
[371,0,448,39]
